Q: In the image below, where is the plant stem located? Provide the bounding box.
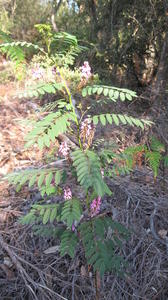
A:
[56,66,83,149]
[40,49,83,149]
[95,271,101,300]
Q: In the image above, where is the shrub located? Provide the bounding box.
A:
[2,32,153,277]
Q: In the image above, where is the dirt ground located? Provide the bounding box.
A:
[0,83,168,300]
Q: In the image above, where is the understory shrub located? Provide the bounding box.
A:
[1,28,153,278]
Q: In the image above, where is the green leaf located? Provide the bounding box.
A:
[124,115,133,126]
[112,114,119,126]
[120,92,125,101]
[97,87,103,95]
[150,137,165,152]
[38,173,45,188]
[113,90,119,99]
[20,211,36,225]
[103,88,109,96]
[44,134,50,147]
[142,119,153,127]
[106,114,112,124]
[109,90,114,98]
[88,87,92,95]
[60,230,78,258]
[29,174,37,187]
[93,115,99,125]
[48,129,56,142]
[100,115,106,126]
[43,84,56,94]
[50,206,57,222]
[72,150,111,197]
[92,86,98,94]
[82,88,87,97]
[126,93,132,101]
[20,175,29,185]
[40,187,46,197]
[118,114,126,125]
[131,118,144,129]
[45,172,53,186]
[16,184,22,192]
[55,170,61,185]
[38,136,44,150]
[40,208,45,216]
[43,208,51,224]
[61,199,82,227]
[45,185,56,195]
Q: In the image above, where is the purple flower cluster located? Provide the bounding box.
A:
[90,196,101,217]
[32,64,45,80]
[80,118,94,139]
[80,61,92,80]
[58,142,70,157]
[64,186,72,200]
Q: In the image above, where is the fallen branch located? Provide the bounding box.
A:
[0,233,68,300]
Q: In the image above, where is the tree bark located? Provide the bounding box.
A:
[151,0,168,106]
[87,0,98,39]
[51,0,63,32]
[150,31,168,151]
[151,32,168,105]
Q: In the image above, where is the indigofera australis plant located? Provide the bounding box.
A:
[2,35,153,282]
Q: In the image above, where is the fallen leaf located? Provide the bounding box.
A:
[80,265,87,277]
[43,245,60,254]
[4,256,13,268]
[158,229,167,239]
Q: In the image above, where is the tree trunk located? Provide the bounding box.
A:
[87,0,98,40]
[150,31,168,151]
[51,13,58,32]
[51,0,63,32]
[151,32,168,105]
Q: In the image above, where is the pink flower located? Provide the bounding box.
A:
[52,66,57,75]
[80,118,95,149]
[2,59,7,66]
[80,61,92,80]
[64,186,72,200]
[80,118,94,139]
[59,142,70,157]
[90,196,101,217]
[32,65,45,80]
